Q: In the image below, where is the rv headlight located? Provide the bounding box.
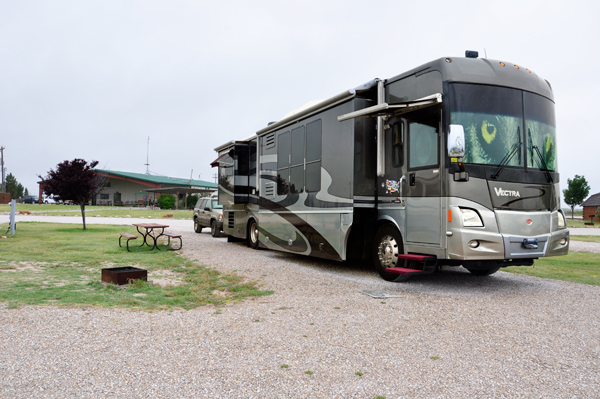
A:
[557,210,566,228]
[460,208,484,227]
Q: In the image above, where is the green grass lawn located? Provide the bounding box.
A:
[504,251,600,286]
[0,222,272,310]
[0,203,194,219]
[571,235,600,243]
[566,218,599,228]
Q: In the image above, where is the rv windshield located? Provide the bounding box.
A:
[449,83,557,171]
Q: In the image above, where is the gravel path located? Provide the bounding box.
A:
[1,219,599,398]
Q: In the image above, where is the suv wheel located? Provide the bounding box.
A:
[210,220,220,237]
[194,218,202,233]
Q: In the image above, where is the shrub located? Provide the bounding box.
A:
[187,194,199,209]
[157,194,175,210]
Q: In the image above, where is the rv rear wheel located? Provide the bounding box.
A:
[248,220,259,249]
[194,218,202,233]
[373,225,410,282]
[466,267,500,276]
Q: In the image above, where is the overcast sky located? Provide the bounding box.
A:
[1,0,599,205]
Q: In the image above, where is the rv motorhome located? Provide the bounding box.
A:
[212,52,569,282]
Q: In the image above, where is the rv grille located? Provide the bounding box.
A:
[265,184,275,198]
[265,133,275,149]
[228,212,235,229]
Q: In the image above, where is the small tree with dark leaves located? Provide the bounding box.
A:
[39,159,104,230]
[563,175,590,219]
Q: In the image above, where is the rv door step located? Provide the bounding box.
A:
[397,254,437,262]
[392,254,438,275]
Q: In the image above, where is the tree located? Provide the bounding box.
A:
[38,159,104,230]
[186,194,199,209]
[157,194,175,210]
[563,175,590,218]
[5,173,24,199]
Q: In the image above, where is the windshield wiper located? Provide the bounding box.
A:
[528,129,553,183]
[491,127,522,179]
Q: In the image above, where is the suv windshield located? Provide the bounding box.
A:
[212,200,223,209]
[449,83,557,171]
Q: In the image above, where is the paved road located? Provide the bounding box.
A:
[3,214,599,235]
[0,214,194,233]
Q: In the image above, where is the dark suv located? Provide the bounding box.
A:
[23,195,39,204]
[193,196,224,237]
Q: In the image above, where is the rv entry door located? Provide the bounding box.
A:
[404,115,442,245]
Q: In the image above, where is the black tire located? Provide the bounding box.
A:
[248,219,259,249]
[372,225,410,282]
[466,267,500,276]
[210,220,220,237]
[194,217,202,233]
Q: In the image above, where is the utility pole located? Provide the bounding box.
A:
[1,146,5,193]
[145,137,150,174]
[213,173,218,183]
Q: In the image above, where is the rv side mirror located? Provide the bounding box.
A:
[448,124,465,158]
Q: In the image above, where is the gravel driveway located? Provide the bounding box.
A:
[1,218,599,398]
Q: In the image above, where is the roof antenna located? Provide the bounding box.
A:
[484,48,488,59]
[145,136,150,174]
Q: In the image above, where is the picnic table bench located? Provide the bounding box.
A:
[119,233,138,251]
[118,223,182,252]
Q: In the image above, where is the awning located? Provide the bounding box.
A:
[337,93,442,122]
[210,153,228,168]
[146,187,215,195]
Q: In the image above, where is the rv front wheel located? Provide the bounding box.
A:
[373,225,410,282]
[248,220,259,249]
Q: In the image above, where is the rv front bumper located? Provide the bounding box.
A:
[447,227,569,260]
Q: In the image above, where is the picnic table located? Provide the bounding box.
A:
[133,223,169,250]
[119,223,182,251]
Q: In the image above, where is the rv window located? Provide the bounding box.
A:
[277,171,289,195]
[306,120,322,162]
[290,165,304,193]
[409,120,439,169]
[291,126,305,166]
[305,119,322,192]
[277,131,291,195]
[305,162,321,192]
[392,122,404,167]
[277,132,290,169]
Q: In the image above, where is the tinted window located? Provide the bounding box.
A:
[392,122,403,167]
[290,165,304,194]
[277,171,289,195]
[450,84,524,167]
[277,131,290,195]
[306,120,322,162]
[524,91,557,171]
[277,132,290,169]
[291,126,305,166]
[409,120,438,169]
[305,162,321,192]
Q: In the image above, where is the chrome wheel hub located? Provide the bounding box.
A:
[250,223,258,243]
[378,235,398,268]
